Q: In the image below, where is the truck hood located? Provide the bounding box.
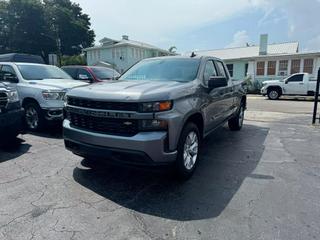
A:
[27,79,88,90]
[67,80,196,101]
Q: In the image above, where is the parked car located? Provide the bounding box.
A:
[261,73,319,100]
[61,66,120,83]
[63,56,247,179]
[0,63,88,131]
[0,53,45,64]
[0,82,24,141]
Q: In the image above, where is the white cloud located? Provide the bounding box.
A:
[305,34,320,51]
[226,30,250,48]
[74,0,262,45]
[74,0,320,51]
[253,0,320,49]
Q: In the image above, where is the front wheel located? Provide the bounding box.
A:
[175,123,200,180]
[24,102,44,131]
[228,103,245,131]
[267,89,280,100]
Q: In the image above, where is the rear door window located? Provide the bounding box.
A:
[215,61,228,79]
[288,74,304,82]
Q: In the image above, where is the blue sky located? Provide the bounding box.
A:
[75,0,320,53]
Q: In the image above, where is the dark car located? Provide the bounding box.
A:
[62,66,120,83]
[0,53,45,64]
[0,82,24,141]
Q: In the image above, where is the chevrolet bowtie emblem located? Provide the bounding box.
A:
[123,121,133,126]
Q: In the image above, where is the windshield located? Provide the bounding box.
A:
[120,58,200,82]
[17,64,72,80]
[90,67,120,80]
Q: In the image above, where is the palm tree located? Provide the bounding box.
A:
[168,46,177,53]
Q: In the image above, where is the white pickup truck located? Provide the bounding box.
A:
[261,73,318,100]
[0,63,88,131]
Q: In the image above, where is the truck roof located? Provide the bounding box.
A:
[0,53,45,64]
[141,55,223,62]
[0,62,50,67]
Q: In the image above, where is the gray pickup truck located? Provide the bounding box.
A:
[63,56,247,179]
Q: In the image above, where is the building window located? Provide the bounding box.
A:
[291,59,301,74]
[256,61,265,76]
[278,60,288,76]
[226,64,234,77]
[303,59,314,74]
[131,48,134,58]
[267,61,276,75]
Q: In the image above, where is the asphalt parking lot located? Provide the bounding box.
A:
[0,96,319,240]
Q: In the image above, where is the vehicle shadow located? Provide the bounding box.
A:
[23,124,63,139]
[73,124,269,221]
[0,137,31,163]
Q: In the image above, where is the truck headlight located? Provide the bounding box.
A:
[139,119,168,131]
[42,91,65,101]
[7,90,19,103]
[140,101,172,112]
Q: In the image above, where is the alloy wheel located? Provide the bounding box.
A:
[183,131,199,170]
[25,106,39,130]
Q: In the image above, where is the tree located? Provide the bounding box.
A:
[0,0,95,60]
[168,46,177,53]
[0,0,55,57]
[43,0,95,56]
[61,54,86,66]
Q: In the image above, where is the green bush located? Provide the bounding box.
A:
[61,55,86,66]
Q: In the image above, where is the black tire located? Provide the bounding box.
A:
[23,102,45,131]
[267,88,280,100]
[175,122,201,180]
[228,103,245,131]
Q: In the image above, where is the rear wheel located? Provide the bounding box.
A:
[24,102,44,131]
[228,103,245,131]
[175,123,200,180]
[267,88,280,100]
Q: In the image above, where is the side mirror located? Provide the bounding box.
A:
[3,74,19,83]
[208,76,228,89]
[285,79,289,84]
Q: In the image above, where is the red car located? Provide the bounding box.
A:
[61,66,120,83]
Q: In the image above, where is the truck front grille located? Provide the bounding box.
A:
[68,112,139,137]
[0,92,8,109]
[67,97,139,112]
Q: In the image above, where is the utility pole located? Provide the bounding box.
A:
[312,68,320,124]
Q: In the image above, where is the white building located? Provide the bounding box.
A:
[84,35,174,73]
[194,34,320,83]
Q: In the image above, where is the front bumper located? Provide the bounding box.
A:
[63,120,177,165]
[261,87,267,95]
[42,108,64,121]
[0,108,24,135]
